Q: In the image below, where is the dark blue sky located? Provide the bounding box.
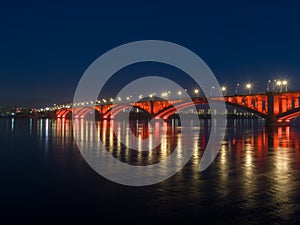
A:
[1,0,300,106]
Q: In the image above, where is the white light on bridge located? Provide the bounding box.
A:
[246,83,252,94]
[221,86,227,96]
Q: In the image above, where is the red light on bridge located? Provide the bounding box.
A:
[277,119,282,123]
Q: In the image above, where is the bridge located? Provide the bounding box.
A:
[50,91,300,126]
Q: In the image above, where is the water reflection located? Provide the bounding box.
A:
[2,118,300,222]
[27,118,300,167]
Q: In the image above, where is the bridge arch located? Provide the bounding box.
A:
[225,102,267,118]
[103,105,150,119]
[56,109,72,118]
[155,101,200,120]
[276,107,300,122]
[73,107,102,119]
[154,101,267,120]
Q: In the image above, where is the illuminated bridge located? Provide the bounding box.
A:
[50,91,300,126]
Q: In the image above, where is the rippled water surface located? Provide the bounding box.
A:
[1,118,300,224]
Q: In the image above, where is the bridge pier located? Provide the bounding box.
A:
[266,92,290,127]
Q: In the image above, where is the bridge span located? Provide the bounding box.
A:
[52,91,300,126]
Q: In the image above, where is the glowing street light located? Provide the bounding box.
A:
[235,83,240,95]
[246,83,252,94]
[221,86,226,96]
[210,86,215,97]
[194,89,199,97]
[267,80,271,92]
[178,91,182,98]
[282,80,288,91]
[276,80,283,92]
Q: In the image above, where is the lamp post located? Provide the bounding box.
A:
[282,80,288,92]
[194,89,199,97]
[210,86,215,97]
[178,91,182,99]
[267,80,271,92]
[273,80,277,92]
[246,83,252,94]
[235,83,240,95]
[221,86,226,96]
[276,80,282,92]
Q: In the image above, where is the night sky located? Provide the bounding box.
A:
[1,0,300,107]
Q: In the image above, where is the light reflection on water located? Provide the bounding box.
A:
[2,118,300,223]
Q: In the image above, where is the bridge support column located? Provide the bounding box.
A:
[266,92,289,126]
[266,92,277,126]
[150,100,154,116]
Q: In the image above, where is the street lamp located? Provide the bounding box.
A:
[282,80,288,91]
[210,86,215,96]
[267,80,271,92]
[276,80,282,92]
[235,83,240,95]
[246,83,252,94]
[178,91,182,99]
[273,80,277,92]
[221,86,226,96]
[194,89,199,97]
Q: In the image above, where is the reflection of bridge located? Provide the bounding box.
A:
[54,91,300,125]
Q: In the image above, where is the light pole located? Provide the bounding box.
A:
[267,80,271,92]
[282,80,288,92]
[210,86,215,97]
[246,83,252,94]
[235,83,240,95]
[194,89,199,97]
[276,80,282,92]
[178,91,182,99]
[221,86,226,96]
[273,80,277,92]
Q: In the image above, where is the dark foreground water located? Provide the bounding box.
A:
[1,118,300,224]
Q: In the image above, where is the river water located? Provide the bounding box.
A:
[1,118,300,224]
